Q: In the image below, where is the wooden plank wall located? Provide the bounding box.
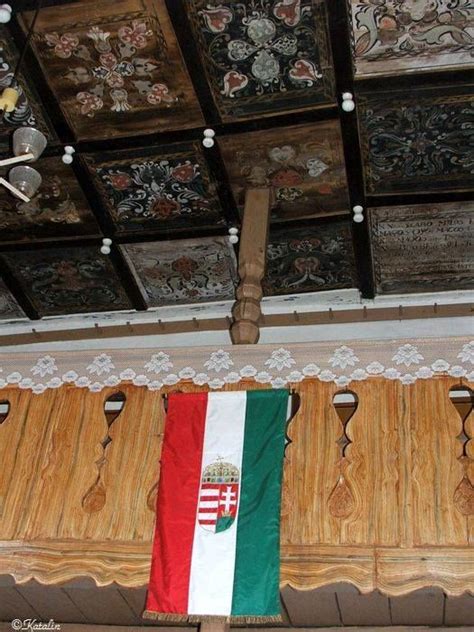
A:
[0,377,472,596]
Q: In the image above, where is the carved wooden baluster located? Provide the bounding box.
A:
[146,394,168,512]
[328,391,358,519]
[0,399,10,425]
[450,386,474,515]
[0,399,11,516]
[281,392,301,520]
[82,391,126,514]
[230,188,271,345]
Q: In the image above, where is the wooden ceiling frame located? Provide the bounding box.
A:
[0,0,472,321]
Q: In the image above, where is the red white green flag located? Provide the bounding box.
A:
[144,389,289,622]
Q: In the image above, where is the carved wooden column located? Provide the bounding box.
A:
[230,188,271,344]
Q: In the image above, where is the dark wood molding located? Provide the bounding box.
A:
[164,0,221,125]
[8,14,75,144]
[326,0,374,299]
[108,245,148,312]
[0,256,40,320]
[0,302,471,347]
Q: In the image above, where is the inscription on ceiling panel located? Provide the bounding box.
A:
[370,203,474,294]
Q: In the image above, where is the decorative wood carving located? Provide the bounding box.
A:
[0,377,473,595]
[82,391,126,514]
[0,399,9,425]
[328,393,358,519]
[451,387,474,516]
[230,188,271,345]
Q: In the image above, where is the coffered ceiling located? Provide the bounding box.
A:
[0,0,472,321]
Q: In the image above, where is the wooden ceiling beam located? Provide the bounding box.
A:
[0,302,471,347]
[326,0,375,300]
[8,14,75,144]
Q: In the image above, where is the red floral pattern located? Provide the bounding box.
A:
[42,20,176,117]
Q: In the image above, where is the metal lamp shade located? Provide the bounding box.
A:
[12,127,47,160]
[9,165,42,198]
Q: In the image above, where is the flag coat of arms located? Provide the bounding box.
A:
[145,389,289,621]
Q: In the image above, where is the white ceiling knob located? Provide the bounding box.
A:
[100,245,111,255]
[228,227,239,235]
[102,237,112,247]
[352,204,364,223]
[341,92,355,113]
[229,234,239,244]
[62,146,75,164]
[0,5,12,24]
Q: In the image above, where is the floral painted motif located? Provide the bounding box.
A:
[302,363,320,376]
[31,355,58,378]
[219,121,349,221]
[90,147,225,234]
[392,344,424,367]
[0,158,100,243]
[360,91,474,194]
[1,247,131,317]
[39,19,177,119]
[240,365,258,377]
[366,361,385,375]
[3,339,472,394]
[265,348,296,371]
[458,342,474,364]
[87,353,115,375]
[351,0,474,77]
[122,237,237,307]
[264,222,356,296]
[329,346,360,369]
[431,359,450,372]
[416,367,434,379]
[188,0,334,119]
[145,352,173,374]
[204,350,234,372]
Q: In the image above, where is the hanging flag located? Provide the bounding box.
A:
[144,389,289,622]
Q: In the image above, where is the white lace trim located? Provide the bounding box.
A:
[0,337,472,394]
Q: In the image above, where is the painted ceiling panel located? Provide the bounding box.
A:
[0,157,101,243]
[359,87,474,195]
[263,221,357,295]
[121,237,238,306]
[187,0,335,120]
[21,0,204,140]
[219,121,349,221]
[86,143,226,235]
[350,0,474,78]
[0,28,55,153]
[1,247,132,316]
[370,202,474,294]
[0,279,25,320]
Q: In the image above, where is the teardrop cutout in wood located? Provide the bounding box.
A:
[328,474,355,519]
[82,391,126,514]
[82,479,107,514]
[147,480,159,512]
[453,475,474,515]
[0,400,10,425]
